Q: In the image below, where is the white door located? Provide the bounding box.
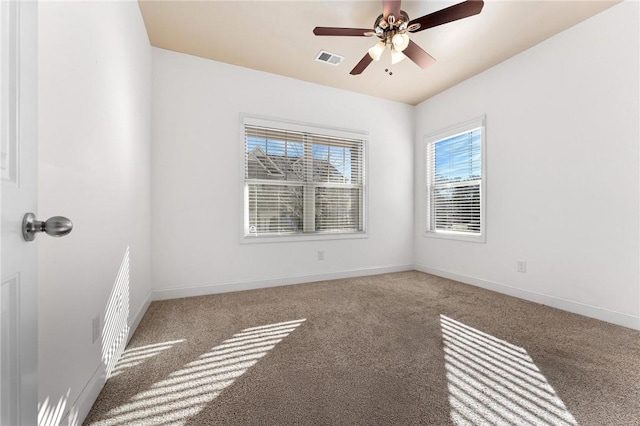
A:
[1,1,39,425]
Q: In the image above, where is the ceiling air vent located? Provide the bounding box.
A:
[315,50,343,66]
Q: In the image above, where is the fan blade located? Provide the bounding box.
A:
[383,0,401,21]
[409,0,484,33]
[350,53,374,75]
[313,27,374,37]
[403,40,436,69]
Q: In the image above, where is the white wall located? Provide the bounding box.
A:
[32,2,639,423]
[38,1,152,423]
[414,1,639,329]
[151,48,414,298]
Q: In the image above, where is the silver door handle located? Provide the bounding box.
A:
[22,213,73,241]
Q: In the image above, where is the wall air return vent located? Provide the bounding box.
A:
[315,50,344,66]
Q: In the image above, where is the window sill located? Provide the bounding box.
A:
[423,231,485,244]
[241,231,368,244]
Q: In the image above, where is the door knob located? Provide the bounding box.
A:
[22,213,73,241]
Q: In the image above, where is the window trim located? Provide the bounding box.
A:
[240,114,369,244]
[423,115,486,243]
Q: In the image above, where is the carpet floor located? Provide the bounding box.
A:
[84,271,639,425]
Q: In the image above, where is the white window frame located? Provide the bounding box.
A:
[240,114,368,244]
[424,116,486,243]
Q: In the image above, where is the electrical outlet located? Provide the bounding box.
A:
[517,260,527,273]
[92,316,100,344]
[317,250,325,261]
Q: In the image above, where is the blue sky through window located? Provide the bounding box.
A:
[248,137,353,181]
[434,129,481,183]
[313,144,352,181]
[247,137,303,158]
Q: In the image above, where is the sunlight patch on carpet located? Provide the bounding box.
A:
[90,319,306,426]
[440,315,578,426]
[109,339,186,378]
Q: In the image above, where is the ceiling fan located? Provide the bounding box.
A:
[313,0,484,75]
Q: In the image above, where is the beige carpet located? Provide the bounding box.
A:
[84,271,640,425]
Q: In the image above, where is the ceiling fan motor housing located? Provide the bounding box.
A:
[374,11,412,43]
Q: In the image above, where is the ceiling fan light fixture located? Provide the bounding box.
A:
[392,33,409,51]
[313,0,485,76]
[368,40,386,61]
[390,49,406,65]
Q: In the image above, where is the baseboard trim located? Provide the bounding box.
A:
[415,264,640,330]
[152,264,414,301]
[60,291,153,425]
[128,292,152,343]
[60,363,106,426]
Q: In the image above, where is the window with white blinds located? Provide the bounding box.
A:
[425,117,485,242]
[243,117,366,239]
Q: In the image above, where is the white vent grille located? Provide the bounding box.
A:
[315,50,343,66]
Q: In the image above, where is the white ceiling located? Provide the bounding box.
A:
[138,0,619,105]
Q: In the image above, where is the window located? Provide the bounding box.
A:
[243,116,366,240]
[425,116,485,242]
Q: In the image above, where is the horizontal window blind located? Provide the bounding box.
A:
[244,121,365,237]
[315,187,362,232]
[427,127,482,236]
[246,126,305,182]
[247,184,303,234]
